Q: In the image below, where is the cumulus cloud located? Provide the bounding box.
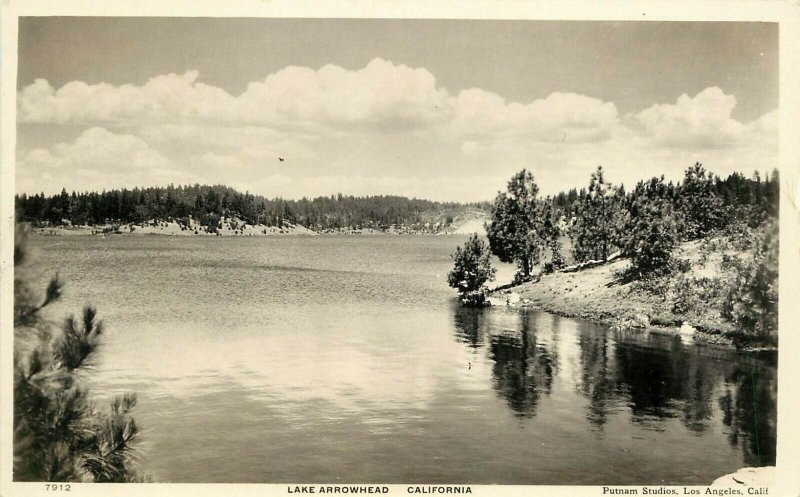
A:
[747,109,778,141]
[634,87,756,149]
[19,72,237,125]
[19,59,450,132]
[450,89,619,143]
[16,127,195,193]
[15,60,779,199]
[21,127,172,171]
[236,58,450,131]
[19,61,768,153]
[18,58,619,144]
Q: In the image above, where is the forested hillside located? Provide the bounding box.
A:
[15,185,490,233]
[449,164,779,346]
[549,169,778,227]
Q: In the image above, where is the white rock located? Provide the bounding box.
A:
[485,296,504,307]
[711,467,774,486]
[506,292,521,304]
[633,313,650,328]
[679,322,697,335]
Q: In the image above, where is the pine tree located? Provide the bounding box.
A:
[679,162,725,239]
[486,170,543,282]
[13,224,145,482]
[619,176,680,277]
[448,234,496,305]
[540,201,566,272]
[571,166,620,262]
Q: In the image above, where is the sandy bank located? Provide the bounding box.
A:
[441,210,489,236]
[488,240,764,349]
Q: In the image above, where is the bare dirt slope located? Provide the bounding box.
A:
[502,240,739,342]
[511,256,651,325]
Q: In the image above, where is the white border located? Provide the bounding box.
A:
[2,2,799,497]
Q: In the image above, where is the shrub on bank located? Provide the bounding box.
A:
[460,289,490,307]
[670,275,727,315]
[448,234,496,306]
[722,220,778,342]
[631,219,778,345]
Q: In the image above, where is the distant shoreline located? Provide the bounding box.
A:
[26,211,490,237]
[29,223,483,237]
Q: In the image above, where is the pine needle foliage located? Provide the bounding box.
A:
[448,234,496,305]
[540,201,566,272]
[486,170,543,281]
[722,220,779,343]
[13,224,146,482]
[572,166,621,263]
[679,162,726,239]
[618,176,680,278]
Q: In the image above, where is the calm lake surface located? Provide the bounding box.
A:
[29,235,776,484]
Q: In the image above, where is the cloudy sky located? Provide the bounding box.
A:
[16,18,778,201]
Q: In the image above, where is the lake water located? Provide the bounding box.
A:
[28,235,776,484]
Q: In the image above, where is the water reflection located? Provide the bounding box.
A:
[613,335,714,429]
[31,234,779,483]
[576,321,615,429]
[451,305,487,349]
[718,354,777,466]
[451,305,777,466]
[453,307,557,417]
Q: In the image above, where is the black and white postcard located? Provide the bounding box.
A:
[1,2,799,497]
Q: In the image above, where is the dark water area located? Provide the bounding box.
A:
[27,235,776,484]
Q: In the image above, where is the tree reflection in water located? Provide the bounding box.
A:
[488,311,556,417]
[612,333,719,430]
[451,303,487,349]
[586,329,776,464]
[450,305,776,466]
[718,353,777,466]
[576,320,615,429]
